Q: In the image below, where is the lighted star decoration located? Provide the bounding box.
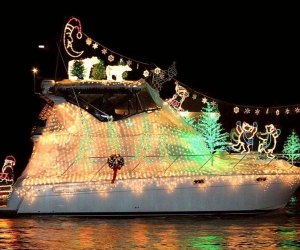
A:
[295,107,300,113]
[285,108,290,115]
[192,94,197,100]
[211,101,216,106]
[276,109,280,116]
[202,97,207,103]
[108,55,114,62]
[101,48,108,55]
[154,67,161,75]
[244,108,250,114]
[127,60,132,66]
[92,43,98,49]
[234,106,239,114]
[86,37,92,45]
[255,109,260,115]
[143,70,149,77]
[125,119,134,127]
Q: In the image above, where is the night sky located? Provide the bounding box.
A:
[0,6,299,177]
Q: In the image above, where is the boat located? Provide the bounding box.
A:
[1,17,299,216]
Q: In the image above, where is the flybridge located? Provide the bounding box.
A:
[53,79,146,91]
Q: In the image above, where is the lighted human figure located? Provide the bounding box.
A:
[230,121,258,153]
[1,155,16,182]
[167,81,189,111]
[257,124,281,158]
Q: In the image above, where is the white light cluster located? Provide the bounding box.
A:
[13,99,300,205]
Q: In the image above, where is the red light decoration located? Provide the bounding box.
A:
[107,154,124,184]
[63,17,84,58]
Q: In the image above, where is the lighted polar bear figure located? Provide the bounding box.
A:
[106,65,132,81]
[68,56,100,80]
[230,121,258,153]
[256,124,281,158]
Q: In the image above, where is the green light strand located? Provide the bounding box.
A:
[158,122,170,164]
[107,120,122,153]
[75,115,94,163]
[135,113,152,162]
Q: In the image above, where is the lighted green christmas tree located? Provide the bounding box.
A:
[71,60,85,79]
[91,58,106,80]
[118,59,128,79]
[192,102,228,162]
[282,130,300,163]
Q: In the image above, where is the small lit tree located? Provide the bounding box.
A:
[192,102,229,165]
[91,58,106,80]
[282,130,300,164]
[71,60,85,79]
[118,59,129,79]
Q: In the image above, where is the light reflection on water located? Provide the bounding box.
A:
[1,202,300,249]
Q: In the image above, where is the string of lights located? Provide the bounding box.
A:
[63,17,299,116]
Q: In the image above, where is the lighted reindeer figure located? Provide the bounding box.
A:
[167,81,190,111]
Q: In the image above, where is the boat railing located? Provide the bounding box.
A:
[18,152,299,188]
[87,152,299,176]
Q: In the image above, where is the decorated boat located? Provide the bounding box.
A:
[1,17,299,215]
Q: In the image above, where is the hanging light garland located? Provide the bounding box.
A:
[63,17,299,116]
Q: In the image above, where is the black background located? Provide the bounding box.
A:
[0,4,299,177]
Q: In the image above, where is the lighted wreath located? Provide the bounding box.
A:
[107,154,124,184]
[107,154,125,169]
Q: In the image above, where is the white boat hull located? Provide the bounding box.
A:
[2,176,299,215]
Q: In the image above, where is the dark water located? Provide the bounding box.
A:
[1,200,300,249]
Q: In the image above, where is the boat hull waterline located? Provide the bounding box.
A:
[2,176,299,215]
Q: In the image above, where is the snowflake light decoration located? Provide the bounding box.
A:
[211,101,216,106]
[86,37,92,45]
[159,72,165,79]
[234,106,239,114]
[154,67,161,75]
[244,108,250,114]
[202,97,207,103]
[285,108,290,115]
[143,70,149,77]
[295,107,300,113]
[192,94,197,100]
[127,60,132,66]
[108,55,114,62]
[92,43,98,49]
[101,48,108,55]
[276,109,280,116]
[255,109,260,115]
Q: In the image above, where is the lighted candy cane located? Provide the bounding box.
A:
[63,17,84,58]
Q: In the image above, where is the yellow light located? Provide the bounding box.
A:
[32,67,38,74]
